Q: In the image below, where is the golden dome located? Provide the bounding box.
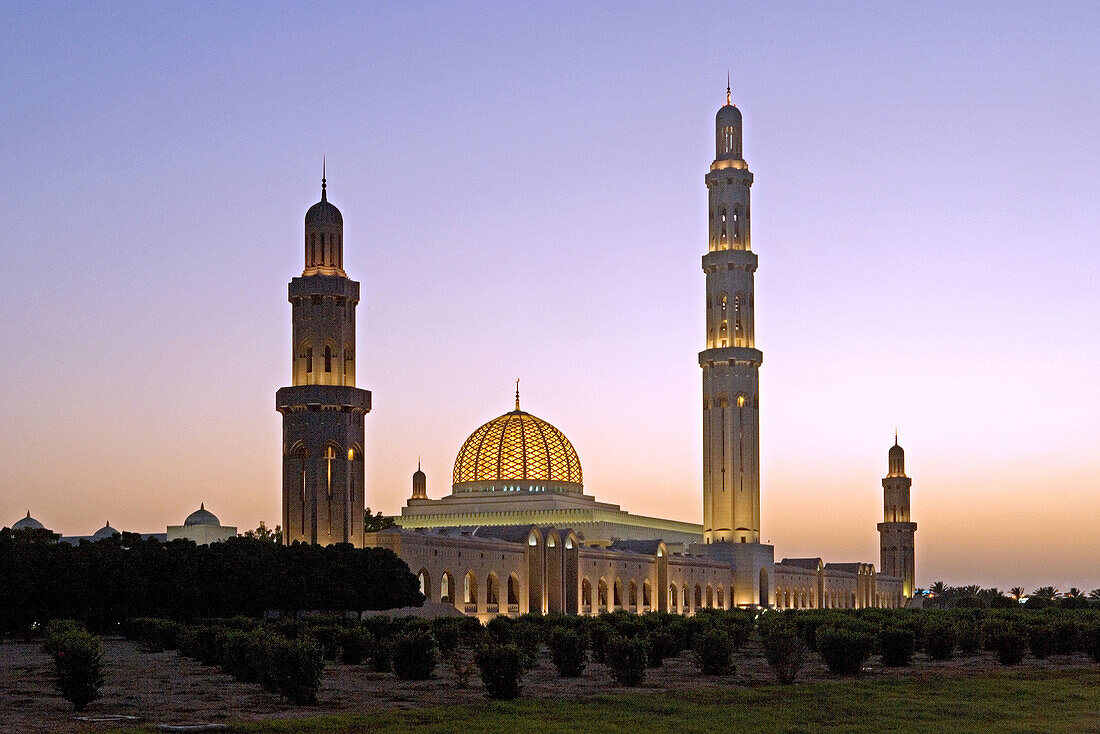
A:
[452,397,582,490]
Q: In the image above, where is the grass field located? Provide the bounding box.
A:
[110,669,1099,734]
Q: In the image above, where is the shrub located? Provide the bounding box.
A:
[337,627,372,665]
[1051,620,1080,655]
[368,637,392,672]
[816,626,873,675]
[605,635,647,687]
[50,629,105,711]
[1082,623,1100,663]
[391,629,438,680]
[219,629,260,683]
[762,626,805,684]
[264,634,325,704]
[693,628,734,676]
[548,627,587,677]
[645,629,676,668]
[178,625,225,666]
[589,621,614,664]
[308,625,344,661]
[433,620,481,688]
[955,620,982,655]
[511,619,544,671]
[123,618,180,652]
[720,612,755,651]
[879,627,915,667]
[475,643,524,700]
[994,628,1027,665]
[924,622,956,661]
[41,619,83,656]
[1028,625,1054,659]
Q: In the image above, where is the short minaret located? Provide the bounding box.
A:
[411,461,427,500]
[878,434,917,598]
[700,83,762,544]
[276,170,372,546]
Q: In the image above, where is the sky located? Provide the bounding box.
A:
[0,1,1097,592]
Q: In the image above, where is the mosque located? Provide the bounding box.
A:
[271,87,918,617]
[9,89,916,616]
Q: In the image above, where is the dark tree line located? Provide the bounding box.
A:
[0,528,422,636]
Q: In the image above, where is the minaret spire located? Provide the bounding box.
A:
[514,379,521,411]
[321,157,327,202]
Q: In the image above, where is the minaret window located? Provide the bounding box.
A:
[324,346,332,373]
[305,346,313,374]
[719,294,728,347]
[720,208,727,246]
[734,296,743,340]
[323,446,337,503]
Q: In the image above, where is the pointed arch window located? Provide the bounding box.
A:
[324,345,333,373]
[733,295,743,340]
[719,294,729,348]
[323,446,337,501]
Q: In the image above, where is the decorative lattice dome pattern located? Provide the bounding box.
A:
[453,409,582,486]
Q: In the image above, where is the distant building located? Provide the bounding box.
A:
[167,503,237,545]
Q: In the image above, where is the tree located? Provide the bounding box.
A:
[1089,589,1100,600]
[243,521,282,543]
[1009,587,1026,602]
[364,508,396,533]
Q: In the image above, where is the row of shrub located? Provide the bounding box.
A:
[122,607,1100,702]
[42,620,105,711]
[771,608,1100,670]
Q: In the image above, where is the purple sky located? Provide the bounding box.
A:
[1,2,1097,591]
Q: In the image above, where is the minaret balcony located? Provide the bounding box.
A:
[289,274,360,300]
[698,346,763,367]
[276,385,371,414]
[706,166,753,182]
[703,249,757,272]
[876,521,917,533]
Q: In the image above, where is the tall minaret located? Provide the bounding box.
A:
[700,83,762,544]
[276,169,372,546]
[877,435,916,598]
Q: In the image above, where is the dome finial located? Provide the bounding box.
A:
[726,71,731,106]
[200,502,205,510]
[514,379,520,411]
[894,428,898,446]
[321,156,327,202]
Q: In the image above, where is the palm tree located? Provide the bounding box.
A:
[930,581,947,596]
[1065,588,1085,599]
[1089,589,1100,600]
[1032,586,1059,601]
[1009,586,1026,601]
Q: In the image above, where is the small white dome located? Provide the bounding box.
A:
[184,503,220,527]
[91,522,120,541]
[12,512,45,531]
